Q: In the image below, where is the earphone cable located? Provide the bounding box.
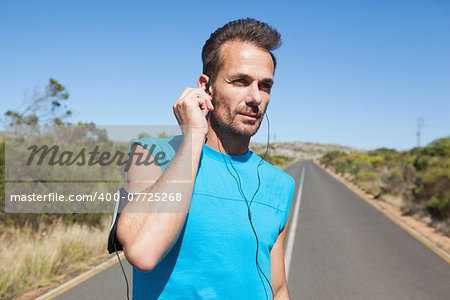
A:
[219,112,274,300]
[114,242,130,300]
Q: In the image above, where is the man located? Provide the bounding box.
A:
[109,18,295,299]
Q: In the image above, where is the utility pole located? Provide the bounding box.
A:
[417,117,424,147]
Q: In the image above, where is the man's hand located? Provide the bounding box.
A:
[172,87,214,137]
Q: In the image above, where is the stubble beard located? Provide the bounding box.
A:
[212,104,266,138]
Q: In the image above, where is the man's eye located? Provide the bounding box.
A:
[233,79,247,85]
[260,83,272,92]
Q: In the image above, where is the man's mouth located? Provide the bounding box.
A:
[239,112,259,119]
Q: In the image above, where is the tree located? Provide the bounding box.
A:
[157,131,169,138]
[138,132,151,139]
[4,78,71,126]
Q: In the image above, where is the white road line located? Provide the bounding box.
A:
[285,164,305,282]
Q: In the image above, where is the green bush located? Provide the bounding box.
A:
[356,171,378,181]
[422,167,450,186]
[320,151,346,167]
[414,154,431,171]
[382,169,404,195]
[426,193,450,219]
[354,159,372,173]
[402,165,416,184]
[257,153,295,168]
[368,155,385,168]
[335,160,348,174]
[414,137,450,171]
[421,137,450,157]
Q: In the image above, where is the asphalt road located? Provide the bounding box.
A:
[284,161,450,300]
[54,161,450,300]
[53,256,133,300]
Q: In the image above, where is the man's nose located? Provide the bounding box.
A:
[245,83,262,106]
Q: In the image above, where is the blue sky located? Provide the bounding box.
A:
[1,0,449,150]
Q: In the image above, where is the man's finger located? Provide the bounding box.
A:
[205,98,214,111]
[178,87,193,99]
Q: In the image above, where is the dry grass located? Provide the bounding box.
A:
[0,217,111,300]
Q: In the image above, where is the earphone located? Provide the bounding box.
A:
[205,79,211,95]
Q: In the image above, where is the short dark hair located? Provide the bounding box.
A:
[202,18,281,83]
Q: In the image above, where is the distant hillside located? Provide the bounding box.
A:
[250,141,363,160]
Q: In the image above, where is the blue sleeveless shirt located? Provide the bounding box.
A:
[131,136,295,299]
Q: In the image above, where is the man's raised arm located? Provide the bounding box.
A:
[116,86,213,272]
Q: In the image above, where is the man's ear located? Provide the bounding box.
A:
[198,74,210,93]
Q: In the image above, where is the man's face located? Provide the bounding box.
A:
[210,41,274,137]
